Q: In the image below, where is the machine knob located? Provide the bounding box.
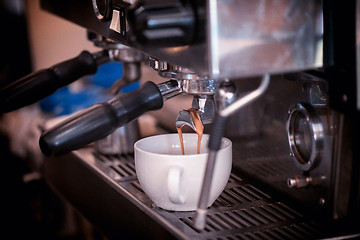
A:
[287,175,326,188]
[127,0,205,47]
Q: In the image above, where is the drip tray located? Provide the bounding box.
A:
[44,148,328,239]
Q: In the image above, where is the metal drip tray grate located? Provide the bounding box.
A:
[88,151,326,239]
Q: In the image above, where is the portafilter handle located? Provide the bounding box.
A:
[0,50,109,113]
[39,80,181,157]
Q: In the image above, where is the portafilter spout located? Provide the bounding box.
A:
[175,76,217,132]
[176,94,215,132]
[149,57,217,131]
[176,109,198,132]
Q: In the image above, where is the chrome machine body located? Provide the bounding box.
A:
[38,0,360,239]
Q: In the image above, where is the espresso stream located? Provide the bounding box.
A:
[176,109,204,155]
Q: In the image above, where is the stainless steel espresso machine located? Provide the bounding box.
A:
[1,0,360,239]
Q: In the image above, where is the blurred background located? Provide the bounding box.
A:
[1,0,121,239]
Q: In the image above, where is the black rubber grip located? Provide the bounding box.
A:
[0,51,99,113]
[208,114,227,151]
[39,81,163,157]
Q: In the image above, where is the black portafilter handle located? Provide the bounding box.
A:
[39,81,164,157]
[0,50,109,113]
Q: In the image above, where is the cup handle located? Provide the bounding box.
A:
[168,166,186,204]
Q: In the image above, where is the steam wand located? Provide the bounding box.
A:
[193,74,270,230]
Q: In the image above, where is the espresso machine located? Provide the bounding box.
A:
[1,0,360,239]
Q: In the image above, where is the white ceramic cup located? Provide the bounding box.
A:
[134,133,232,211]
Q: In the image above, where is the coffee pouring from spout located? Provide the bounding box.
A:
[175,95,215,132]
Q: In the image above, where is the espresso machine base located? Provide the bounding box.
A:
[44,147,356,240]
